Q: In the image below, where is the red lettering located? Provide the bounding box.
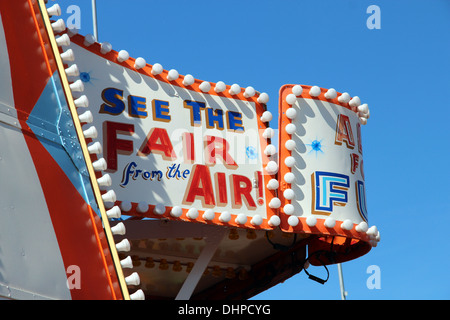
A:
[215,172,228,206]
[138,127,176,160]
[335,114,355,149]
[182,132,195,163]
[360,159,365,180]
[350,153,360,174]
[205,135,237,167]
[357,122,363,154]
[256,171,263,204]
[183,164,215,207]
[104,121,134,172]
[231,174,256,209]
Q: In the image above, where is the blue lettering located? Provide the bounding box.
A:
[128,95,147,118]
[153,99,171,122]
[206,108,224,130]
[100,87,125,115]
[120,161,137,187]
[227,111,244,132]
[184,100,206,126]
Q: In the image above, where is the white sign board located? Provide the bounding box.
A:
[68,36,278,229]
[277,85,368,235]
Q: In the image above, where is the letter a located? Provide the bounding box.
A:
[138,128,176,160]
[366,5,381,30]
[183,164,215,207]
[66,5,81,30]
[66,265,81,290]
[335,114,355,149]
[366,265,381,289]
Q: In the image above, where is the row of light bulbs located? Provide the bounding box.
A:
[127,256,250,280]
[73,26,271,104]
[47,2,144,300]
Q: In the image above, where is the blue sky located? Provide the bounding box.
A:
[55,0,450,299]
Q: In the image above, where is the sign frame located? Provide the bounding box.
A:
[277,84,373,245]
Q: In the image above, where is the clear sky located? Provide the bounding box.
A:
[55,0,450,300]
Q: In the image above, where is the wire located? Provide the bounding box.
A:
[303,250,330,285]
[265,231,297,252]
[302,237,338,285]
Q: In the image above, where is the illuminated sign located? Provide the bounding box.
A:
[277,84,369,235]
[67,36,279,229]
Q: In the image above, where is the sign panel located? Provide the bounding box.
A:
[278,84,369,237]
[67,35,278,229]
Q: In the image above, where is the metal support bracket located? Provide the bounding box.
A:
[175,227,227,300]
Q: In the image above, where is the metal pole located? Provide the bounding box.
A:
[175,228,226,300]
[91,0,98,41]
[337,263,347,300]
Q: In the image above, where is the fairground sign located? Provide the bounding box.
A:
[277,85,373,245]
[68,36,279,229]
